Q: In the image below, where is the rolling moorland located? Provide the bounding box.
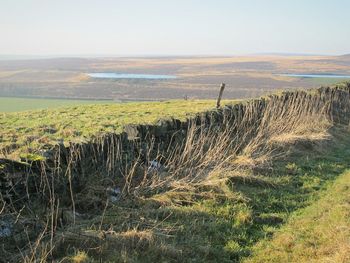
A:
[1,54,350,101]
[0,82,350,262]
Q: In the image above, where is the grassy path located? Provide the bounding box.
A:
[246,169,350,263]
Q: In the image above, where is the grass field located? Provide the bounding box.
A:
[0,99,236,159]
[308,77,350,86]
[0,97,114,112]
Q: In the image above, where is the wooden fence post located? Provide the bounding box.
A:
[216,83,226,108]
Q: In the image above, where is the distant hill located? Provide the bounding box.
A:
[253,52,325,57]
[340,54,350,59]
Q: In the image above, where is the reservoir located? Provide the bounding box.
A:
[87,73,177,79]
[279,73,350,79]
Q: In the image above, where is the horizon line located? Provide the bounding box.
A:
[0,52,348,60]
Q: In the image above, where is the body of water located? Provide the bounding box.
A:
[87,73,177,79]
[280,73,350,79]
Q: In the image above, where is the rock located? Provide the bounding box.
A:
[109,195,119,203]
[0,218,12,238]
[147,160,163,174]
[107,186,121,196]
[107,186,121,203]
[40,149,54,159]
[124,125,140,140]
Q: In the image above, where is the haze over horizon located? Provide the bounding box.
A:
[1,0,350,57]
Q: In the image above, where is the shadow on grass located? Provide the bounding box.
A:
[57,127,350,262]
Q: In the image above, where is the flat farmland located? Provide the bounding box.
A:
[0,97,114,112]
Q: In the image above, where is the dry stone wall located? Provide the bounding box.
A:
[1,83,350,205]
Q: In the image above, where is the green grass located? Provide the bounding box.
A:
[307,77,350,86]
[246,169,350,262]
[0,99,236,159]
[0,97,114,112]
[56,127,350,262]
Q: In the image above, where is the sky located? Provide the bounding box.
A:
[1,0,349,56]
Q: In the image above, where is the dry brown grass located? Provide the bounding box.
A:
[97,87,342,218]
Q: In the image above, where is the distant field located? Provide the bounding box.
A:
[308,77,350,86]
[0,97,114,112]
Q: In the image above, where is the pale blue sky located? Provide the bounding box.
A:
[1,0,349,56]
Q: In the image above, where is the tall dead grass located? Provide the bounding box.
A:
[130,91,333,196]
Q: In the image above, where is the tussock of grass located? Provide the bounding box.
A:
[70,251,89,263]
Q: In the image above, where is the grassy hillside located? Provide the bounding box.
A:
[0,99,236,159]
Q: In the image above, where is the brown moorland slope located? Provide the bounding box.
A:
[1,55,349,100]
